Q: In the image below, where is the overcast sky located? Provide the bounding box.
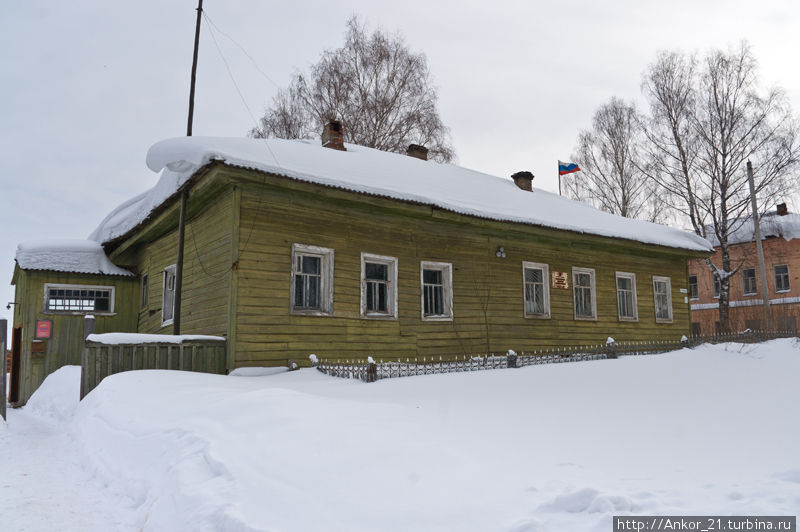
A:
[2,0,799,331]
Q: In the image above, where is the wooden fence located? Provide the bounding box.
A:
[316,330,798,383]
[80,338,227,399]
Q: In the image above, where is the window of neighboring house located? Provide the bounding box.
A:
[615,272,638,321]
[421,261,453,321]
[522,261,550,318]
[689,275,698,300]
[742,268,757,296]
[713,275,721,299]
[572,267,597,320]
[653,275,673,323]
[291,244,334,315]
[361,253,398,318]
[162,265,176,326]
[774,264,790,293]
[44,284,114,313]
[141,274,149,308]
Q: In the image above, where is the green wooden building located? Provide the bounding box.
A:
[9,122,712,403]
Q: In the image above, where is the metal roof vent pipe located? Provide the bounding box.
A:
[407,144,429,161]
[511,171,534,192]
[321,120,346,151]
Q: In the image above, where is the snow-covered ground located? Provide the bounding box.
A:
[2,340,799,531]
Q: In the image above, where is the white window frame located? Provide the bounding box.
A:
[615,271,638,322]
[774,264,790,293]
[420,261,453,321]
[688,275,699,301]
[42,283,116,315]
[572,267,597,321]
[522,261,550,318]
[742,268,758,296]
[290,243,334,316]
[361,253,398,319]
[653,275,673,323]
[161,264,176,327]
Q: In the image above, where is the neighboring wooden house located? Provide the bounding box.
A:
[688,204,800,335]
[10,122,711,403]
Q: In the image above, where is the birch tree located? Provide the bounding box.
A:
[250,17,455,163]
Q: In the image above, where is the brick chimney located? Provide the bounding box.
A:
[407,144,428,161]
[777,202,788,216]
[511,171,534,192]
[321,120,346,151]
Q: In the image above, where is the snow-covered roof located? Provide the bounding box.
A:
[15,240,133,276]
[706,213,800,247]
[90,137,713,252]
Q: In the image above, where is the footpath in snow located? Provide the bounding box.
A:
[2,340,800,531]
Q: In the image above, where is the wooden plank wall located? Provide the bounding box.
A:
[232,179,694,367]
[11,270,138,404]
[80,340,227,398]
[133,189,234,337]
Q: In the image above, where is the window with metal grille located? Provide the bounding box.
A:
[421,261,452,320]
[523,262,549,317]
[361,253,397,318]
[616,272,638,320]
[162,265,176,325]
[45,284,113,313]
[572,267,596,319]
[689,275,698,300]
[774,264,790,293]
[742,268,757,295]
[653,276,673,322]
[290,244,334,315]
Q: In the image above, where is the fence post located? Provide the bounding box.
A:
[1,318,7,421]
[80,315,96,400]
[605,338,617,359]
[506,349,518,369]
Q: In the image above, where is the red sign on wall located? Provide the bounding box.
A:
[35,320,52,339]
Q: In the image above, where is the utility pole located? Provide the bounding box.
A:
[173,0,203,335]
[747,160,772,331]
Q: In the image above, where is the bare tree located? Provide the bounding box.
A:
[566,97,664,221]
[642,43,799,330]
[250,17,455,163]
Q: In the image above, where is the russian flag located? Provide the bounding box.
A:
[558,161,581,176]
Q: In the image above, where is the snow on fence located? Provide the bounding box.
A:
[80,332,227,399]
[316,330,798,383]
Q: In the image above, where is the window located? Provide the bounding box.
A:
[615,272,638,321]
[291,244,334,315]
[522,262,550,318]
[774,264,790,293]
[361,253,398,318]
[44,284,114,313]
[653,275,673,323]
[713,275,720,299]
[162,265,176,326]
[141,274,149,308]
[420,261,453,321]
[572,267,596,320]
[742,268,757,296]
[688,275,698,300]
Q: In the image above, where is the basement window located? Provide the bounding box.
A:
[361,253,398,319]
[44,284,114,313]
[421,261,453,321]
[653,275,673,323]
[162,265,176,326]
[615,272,638,321]
[572,267,597,320]
[522,261,550,318]
[291,244,334,316]
[742,268,757,296]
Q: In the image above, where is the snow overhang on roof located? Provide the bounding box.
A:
[706,213,800,247]
[15,239,134,276]
[89,136,714,253]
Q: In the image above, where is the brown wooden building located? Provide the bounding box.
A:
[9,123,712,403]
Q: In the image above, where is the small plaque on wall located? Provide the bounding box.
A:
[552,271,569,289]
[35,320,52,339]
